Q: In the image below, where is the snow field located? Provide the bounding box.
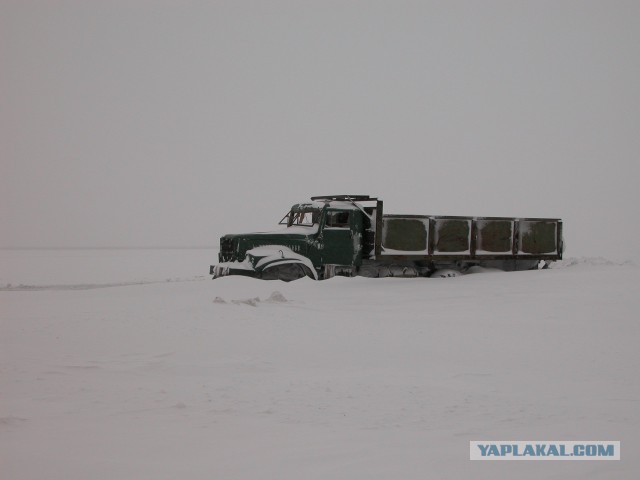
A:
[1,250,638,479]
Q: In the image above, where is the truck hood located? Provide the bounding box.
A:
[219,225,319,262]
[221,225,318,243]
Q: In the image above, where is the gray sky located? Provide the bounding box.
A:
[2,1,639,259]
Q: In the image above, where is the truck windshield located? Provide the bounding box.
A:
[279,209,320,227]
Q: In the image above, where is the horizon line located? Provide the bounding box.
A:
[0,246,217,250]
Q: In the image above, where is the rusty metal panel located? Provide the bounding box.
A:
[518,220,558,254]
[476,219,514,254]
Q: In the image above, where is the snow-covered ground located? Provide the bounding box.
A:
[1,249,638,479]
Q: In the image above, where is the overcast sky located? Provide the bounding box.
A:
[1,1,638,259]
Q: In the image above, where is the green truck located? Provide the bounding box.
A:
[210,195,563,281]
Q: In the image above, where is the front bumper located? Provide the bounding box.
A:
[210,263,259,279]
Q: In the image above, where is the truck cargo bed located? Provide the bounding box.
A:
[381,215,562,261]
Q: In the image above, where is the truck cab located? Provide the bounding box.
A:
[212,195,380,281]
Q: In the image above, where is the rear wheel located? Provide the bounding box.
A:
[429,269,461,278]
[357,265,379,278]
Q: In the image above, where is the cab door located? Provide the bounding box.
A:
[320,209,364,266]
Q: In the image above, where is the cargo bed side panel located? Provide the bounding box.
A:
[518,220,558,255]
[433,218,471,254]
[381,217,429,254]
[476,219,514,255]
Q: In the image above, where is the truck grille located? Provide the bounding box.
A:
[219,237,235,262]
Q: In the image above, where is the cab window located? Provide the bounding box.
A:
[326,211,350,228]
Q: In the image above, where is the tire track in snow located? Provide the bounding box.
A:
[0,276,208,292]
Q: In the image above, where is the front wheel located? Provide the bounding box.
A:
[260,263,314,282]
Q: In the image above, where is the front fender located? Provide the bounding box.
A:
[211,246,318,281]
[253,251,318,280]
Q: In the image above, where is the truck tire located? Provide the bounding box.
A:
[260,263,314,282]
[357,265,379,278]
[429,269,461,278]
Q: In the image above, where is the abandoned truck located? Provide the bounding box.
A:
[210,195,563,281]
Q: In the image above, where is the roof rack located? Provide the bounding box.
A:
[310,195,376,202]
